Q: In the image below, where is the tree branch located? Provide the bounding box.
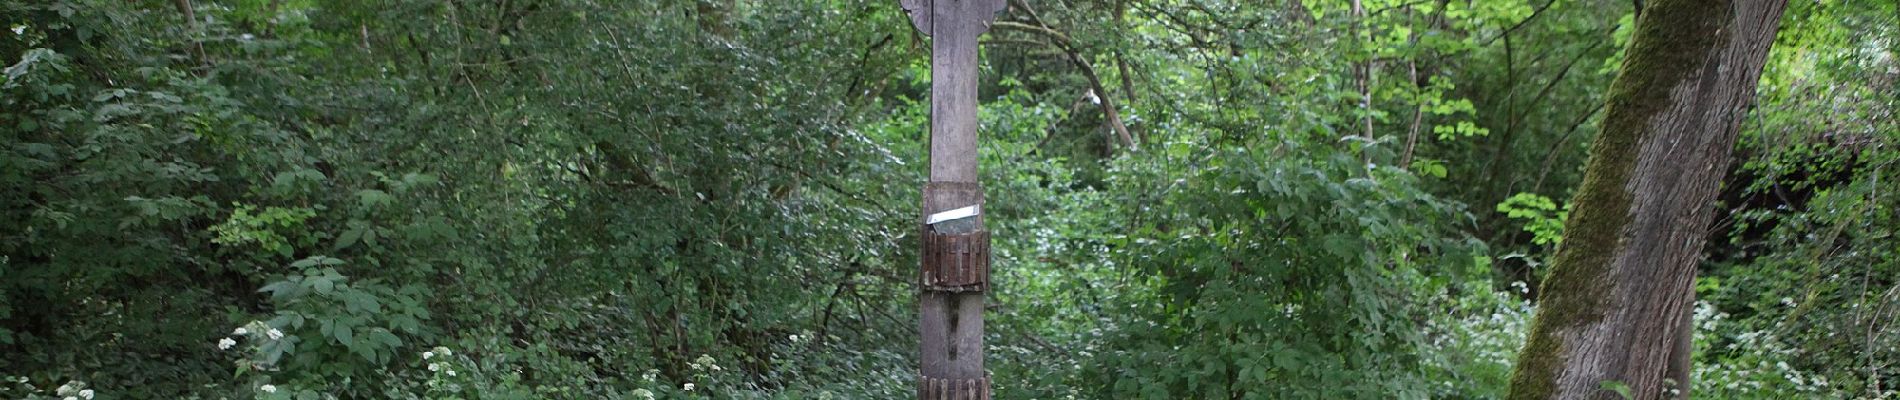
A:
[993,14,1139,152]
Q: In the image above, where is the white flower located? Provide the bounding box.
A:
[428,362,442,372]
[218,338,238,350]
[9,25,22,35]
[445,369,457,377]
[683,383,695,391]
[260,384,277,393]
[79,389,95,400]
[642,369,658,382]
[632,389,655,400]
[234,327,249,335]
[422,350,435,359]
[266,329,284,340]
[432,346,452,357]
[63,397,76,400]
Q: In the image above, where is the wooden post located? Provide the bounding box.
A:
[900,1,1005,398]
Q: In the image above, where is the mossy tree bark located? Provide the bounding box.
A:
[1505,1,1787,400]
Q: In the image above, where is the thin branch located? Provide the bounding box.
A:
[1479,0,1560,47]
[992,16,1139,152]
[1511,38,1609,129]
[991,21,1071,44]
[1401,58,1424,168]
[173,0,211,71]
[1530,103,1604,193]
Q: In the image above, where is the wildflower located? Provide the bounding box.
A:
[266,329,284,340]
[63,397,76,400]
[683,383,695,391]
[429,362,443,372]
[432,346,452,357]
[79,389,95,400]
[693,354,720,371]
[260,384,277,393]
[632,389,656,400]
[218,338,238,350]
[642,369,658,382]
[234,327,249,335]
[445,369,457,377]
[423,350,435,359]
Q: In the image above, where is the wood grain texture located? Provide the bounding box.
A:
[904,0,1007,389]
[904,0,1006,182]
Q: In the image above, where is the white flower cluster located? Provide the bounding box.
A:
[54,381,95,400]
[260,384,276,393]
[690,354,722,371]
[788,330,816,344]
[1690,301,1842,396]
[631,388,655,400]
[219,321,288,351]
[1420,287,1535,394]
[422,347,458,376]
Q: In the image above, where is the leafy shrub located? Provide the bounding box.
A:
[1075,140,1488,398]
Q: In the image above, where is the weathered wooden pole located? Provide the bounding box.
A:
[900,0,1005,398]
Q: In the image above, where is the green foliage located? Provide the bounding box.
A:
[2,0,1896,398]
[213,205,319,258]
[1062,134,1488,398]
[1496,193,1567,246]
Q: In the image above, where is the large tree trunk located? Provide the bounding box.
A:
[1505,1,1787,400]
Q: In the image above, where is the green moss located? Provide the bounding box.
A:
[1505,1,1733,399]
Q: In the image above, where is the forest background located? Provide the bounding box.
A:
[1,0,1897,398]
